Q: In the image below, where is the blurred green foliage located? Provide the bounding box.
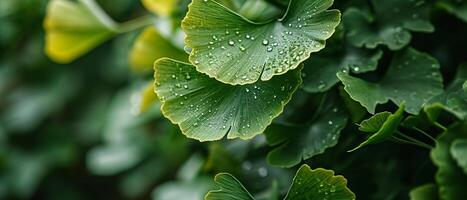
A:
[0,0,466,200]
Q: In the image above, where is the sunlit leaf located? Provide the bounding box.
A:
[130,27,188,72]
[344,0,434,50]
[284,165,355,200]
[154,58,301,141]
[409,183,438,200]
[338,48,443,114]
[265,96,348,167]
[44,0,118,63]
[431,122,467,200]
[142,0,179,17]
[349,105,405,152]
[303,45,382,93]
[182,0,340,85]
[450,139,467,174]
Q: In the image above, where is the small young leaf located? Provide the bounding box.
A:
[344,0,434,50]
[130,27,187,72]
[284,165,356,200]
[450,139,467,174]
[44,0,118,63]
[154,58,301,141]
[431,122,467,200]
[409,183,438,200]
[338,48,443,114]
[182,0,340,85]
[358,112,391,133]
[303,45,382,93]
[265,98,348,167]
[349,104,405,152]
[205,173,255,200]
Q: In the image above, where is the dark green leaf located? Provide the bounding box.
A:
[338,48,443,114]
[450,139,467,174]
[431,122,467,200]
[265,97,348,167]
[409,183,438,200]
[344,0,434,50]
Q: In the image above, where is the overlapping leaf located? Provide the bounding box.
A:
[182,0,340,85]
[349,105,405,151]
[153,58,301,141]
[44,0,118,63]
[130,27,187,72]
[431,122,467,200]
[205,165,355,200]
[344,0,434,50]
[338,48,443,114]
[428,63,467,120]
[265,97,348,167]
[303,45,382,93]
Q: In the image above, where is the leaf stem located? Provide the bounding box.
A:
[116,15,156,33]
[412,127,437,145]
[396,131,433,149]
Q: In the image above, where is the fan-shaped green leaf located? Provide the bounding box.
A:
[205,173,254,200]
[344,0,434,50]
[439,0,467,23]
[154,58,301,141]
[337,48,443,114]
[450,139,467,174]
[265,98,348,167]
[44,0,118,63]
[130,27,187,72]
[349,105,405,152]
[303,45,382,93]
[284,165,356,200]
[205,165,355,200]
[431,122,467,200]
[409,183,438,200]
[182,0,340,85]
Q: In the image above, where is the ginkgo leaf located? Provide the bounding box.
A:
[142,0,179,17]
[344,0,434,50]
[284,165,356,200]
[265,97,348,167]
[450,139,467,174]
[130,27,187,72]
[358,112,391,133]
[439,0,467,23]
[349,105,405,152]
[428,63,467,120]
[205,173,255,200]
[44,0,119,63]
[205,165,355,200]
[431,122,467,200]
[338,48,443,115]
[409,183,438,200]
[302,45,382,93]
[182,0,340,85]
[154,58,301,141]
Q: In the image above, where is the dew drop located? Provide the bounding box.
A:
[228,40,235,46]
[262,39,269,45]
